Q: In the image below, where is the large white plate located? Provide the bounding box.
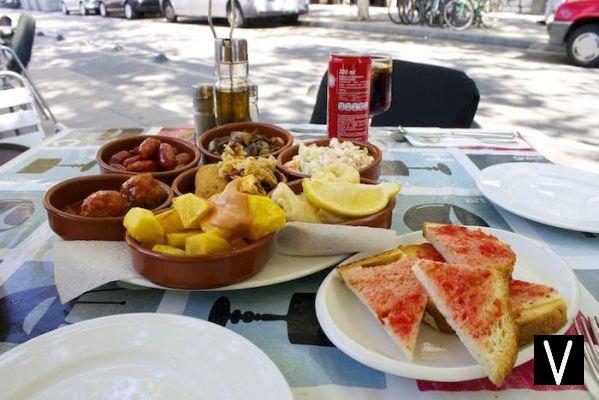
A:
[0,313,293,400]
[316,227,580,382]
[124,251,349,291]
[477,162,599,233]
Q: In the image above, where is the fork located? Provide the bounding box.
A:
[391,127,518,143]
[411,136,518,145]
[574,314,599,381]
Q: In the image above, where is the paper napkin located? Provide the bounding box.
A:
[53,240,138,303]
[53,224,400,303]
[276,222,400,256]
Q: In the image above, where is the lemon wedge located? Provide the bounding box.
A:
[380,182,401,198]
[302,179,399,218]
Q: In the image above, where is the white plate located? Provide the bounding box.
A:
[124,251,349,291]
[316,227,580,382]
[477,162,599,233]
[0,313,292,400]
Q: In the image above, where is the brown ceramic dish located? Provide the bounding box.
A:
[172,166,287,197]
[96,135,200,184]
[276,138,382,181]
[44,174,173,241]
[285,178,395,229]
[125,232,275,289]
[198,122,294,164]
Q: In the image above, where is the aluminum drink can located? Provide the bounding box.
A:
[327,53,371,142]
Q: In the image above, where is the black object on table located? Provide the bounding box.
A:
[310,59,480,128]
[0,142,28,165]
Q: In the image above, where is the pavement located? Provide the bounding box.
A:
[2,10,598,172]
[300,4,559,52]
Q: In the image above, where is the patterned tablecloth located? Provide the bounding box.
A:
[0,125,597,399]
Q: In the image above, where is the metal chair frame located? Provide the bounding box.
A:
[0,69,47,147]
[0,45,58,127]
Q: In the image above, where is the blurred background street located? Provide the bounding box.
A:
[4,9,599,171]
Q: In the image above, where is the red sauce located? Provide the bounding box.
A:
[479,241,512,258]
[387,292,426,338]
[420,260,503,340]
[429,224,516,270]
[437,224,466,236]
[345,258,426,344]
[62,201,83,216]
[510,279,557,318]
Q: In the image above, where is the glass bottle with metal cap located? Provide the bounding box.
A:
[193,84,217,148]
[214,38,251,125]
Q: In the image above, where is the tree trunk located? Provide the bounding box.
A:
[357,0,369,21]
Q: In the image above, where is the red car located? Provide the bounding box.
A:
[548,0,599,67]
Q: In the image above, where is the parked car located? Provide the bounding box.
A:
[547,0,599,67]
[61,0,100,15]
[158,0,309,27]
[0,0,21,9]
[99,0,161,19]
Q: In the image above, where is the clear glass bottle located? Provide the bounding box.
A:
[214,38,251,126]
[249,83,259,122]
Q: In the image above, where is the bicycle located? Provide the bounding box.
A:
[443,0,502,30]
[388,0,426,25]
[425,0,448,27]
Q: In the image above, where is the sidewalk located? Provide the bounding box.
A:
[300,4,560,53]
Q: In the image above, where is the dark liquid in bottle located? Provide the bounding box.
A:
[370,62,392,116]
[215,87,251,126]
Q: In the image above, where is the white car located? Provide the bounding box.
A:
[61,0,101,15]
[159,0,309,27]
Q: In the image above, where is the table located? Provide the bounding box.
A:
[0,125,597,399]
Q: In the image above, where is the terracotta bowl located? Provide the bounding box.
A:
[96,135,200,184]
[197,122,294,164]
[277,138,382,181]
[285,178,395,229]
[172,166,287,197]
[125,232,275,289]
[44,174,173,241]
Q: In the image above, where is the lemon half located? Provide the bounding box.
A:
[302,179,400,218]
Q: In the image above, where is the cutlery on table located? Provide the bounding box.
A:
[574,313,599,389]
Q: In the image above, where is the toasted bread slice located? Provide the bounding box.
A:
[338,257,427,360]
[423,280,568,343]
[423,223,516,277]
[403,243,568,343]
[349,247,407,268]
[412,260,518,387]
[510,280,568,343]
[399,243,445,262]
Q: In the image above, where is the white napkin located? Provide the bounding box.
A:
[53,240,139,303]
[276,222,400,256]
[53,224,401,302]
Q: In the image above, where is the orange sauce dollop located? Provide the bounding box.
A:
[208,179,252,240]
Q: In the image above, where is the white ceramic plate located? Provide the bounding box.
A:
[477,162,599,233]
[124,251,349,291]
[0,313,292,400]
[316,227,580,382]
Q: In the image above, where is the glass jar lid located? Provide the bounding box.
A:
[215,38,248,64]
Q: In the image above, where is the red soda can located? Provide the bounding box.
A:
[327,53,371,142]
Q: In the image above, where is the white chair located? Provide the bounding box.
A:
[0,70,47,148]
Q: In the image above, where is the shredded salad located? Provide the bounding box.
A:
[284,139,374,175]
